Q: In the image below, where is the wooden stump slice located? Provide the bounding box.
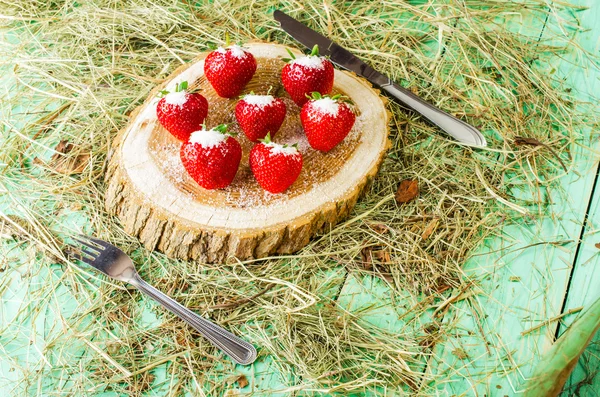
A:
[106,42,390,263]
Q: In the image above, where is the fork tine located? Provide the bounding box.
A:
[77,234,111,249]
[69,241,101,260]
[77,255,96,266]
[64,246,96,266]
[79,244,101,258]
[72,234,104,252]
[65,240,99,259]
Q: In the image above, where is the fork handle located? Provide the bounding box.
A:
[131,274,257,365]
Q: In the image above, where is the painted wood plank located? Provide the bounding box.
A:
[554,0,600,382]
[559,172,600,393]
[557,0,600,327]
[335,272,433,395]
[532,0,600,393]
[333,3,557,396]
[426,0,600,394]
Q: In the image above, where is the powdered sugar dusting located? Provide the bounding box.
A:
[347,110,364,141]
[312,97,340,116]
[224,186,288,209]
[189,128,227,147]
[164,91,188,107]
[265,142,298,156]
[242,94,275,108]
[216,45,248,58]
[291,55,324,69]
[228,44,247,58]
[161,153,186,184]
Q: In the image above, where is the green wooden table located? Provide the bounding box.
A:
[1,0,599,396]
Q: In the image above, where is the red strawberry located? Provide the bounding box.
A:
[180,125,242,190]
[249,134,303,194]
[204,45,257,98]
[300,93,356,152]
[156,81,208,141]
[235,94,287,142]
[281,45,334,107]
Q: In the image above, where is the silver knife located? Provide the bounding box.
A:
[274,10,487,148]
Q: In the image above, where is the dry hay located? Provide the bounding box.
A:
[0,0,597,395]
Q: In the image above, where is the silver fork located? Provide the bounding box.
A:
[65,234,257,366]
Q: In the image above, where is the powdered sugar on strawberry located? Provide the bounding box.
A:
[189,128,227,147]
[164,91,189,107]
[242,94,275,108]
[312,97,340,115]
[264,142,299,156]
[306,97,340,121]
[290,55,325,69]
[216,44,248,58]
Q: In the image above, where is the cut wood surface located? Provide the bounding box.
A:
[105,42,390,262]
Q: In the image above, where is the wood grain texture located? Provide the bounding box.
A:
[105,43,391,262]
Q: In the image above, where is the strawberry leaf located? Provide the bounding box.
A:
[330,93,354,105]
[214,124,228,134]
[285,48,296,60]
[216,124,238,137]
[259,132,272,144]
[157,89,169,98]
[175,81,188,92]
[310,44,319,57]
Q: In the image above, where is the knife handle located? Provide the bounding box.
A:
[379,80,486,147]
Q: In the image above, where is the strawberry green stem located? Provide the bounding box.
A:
[213,124,237,137]
[310,44,319,56]
[214,124,228,134]
[307,92,354,105]
[259,132,272,144]
[175,81,188,93]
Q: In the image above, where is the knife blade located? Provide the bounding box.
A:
[273,10,487,147]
